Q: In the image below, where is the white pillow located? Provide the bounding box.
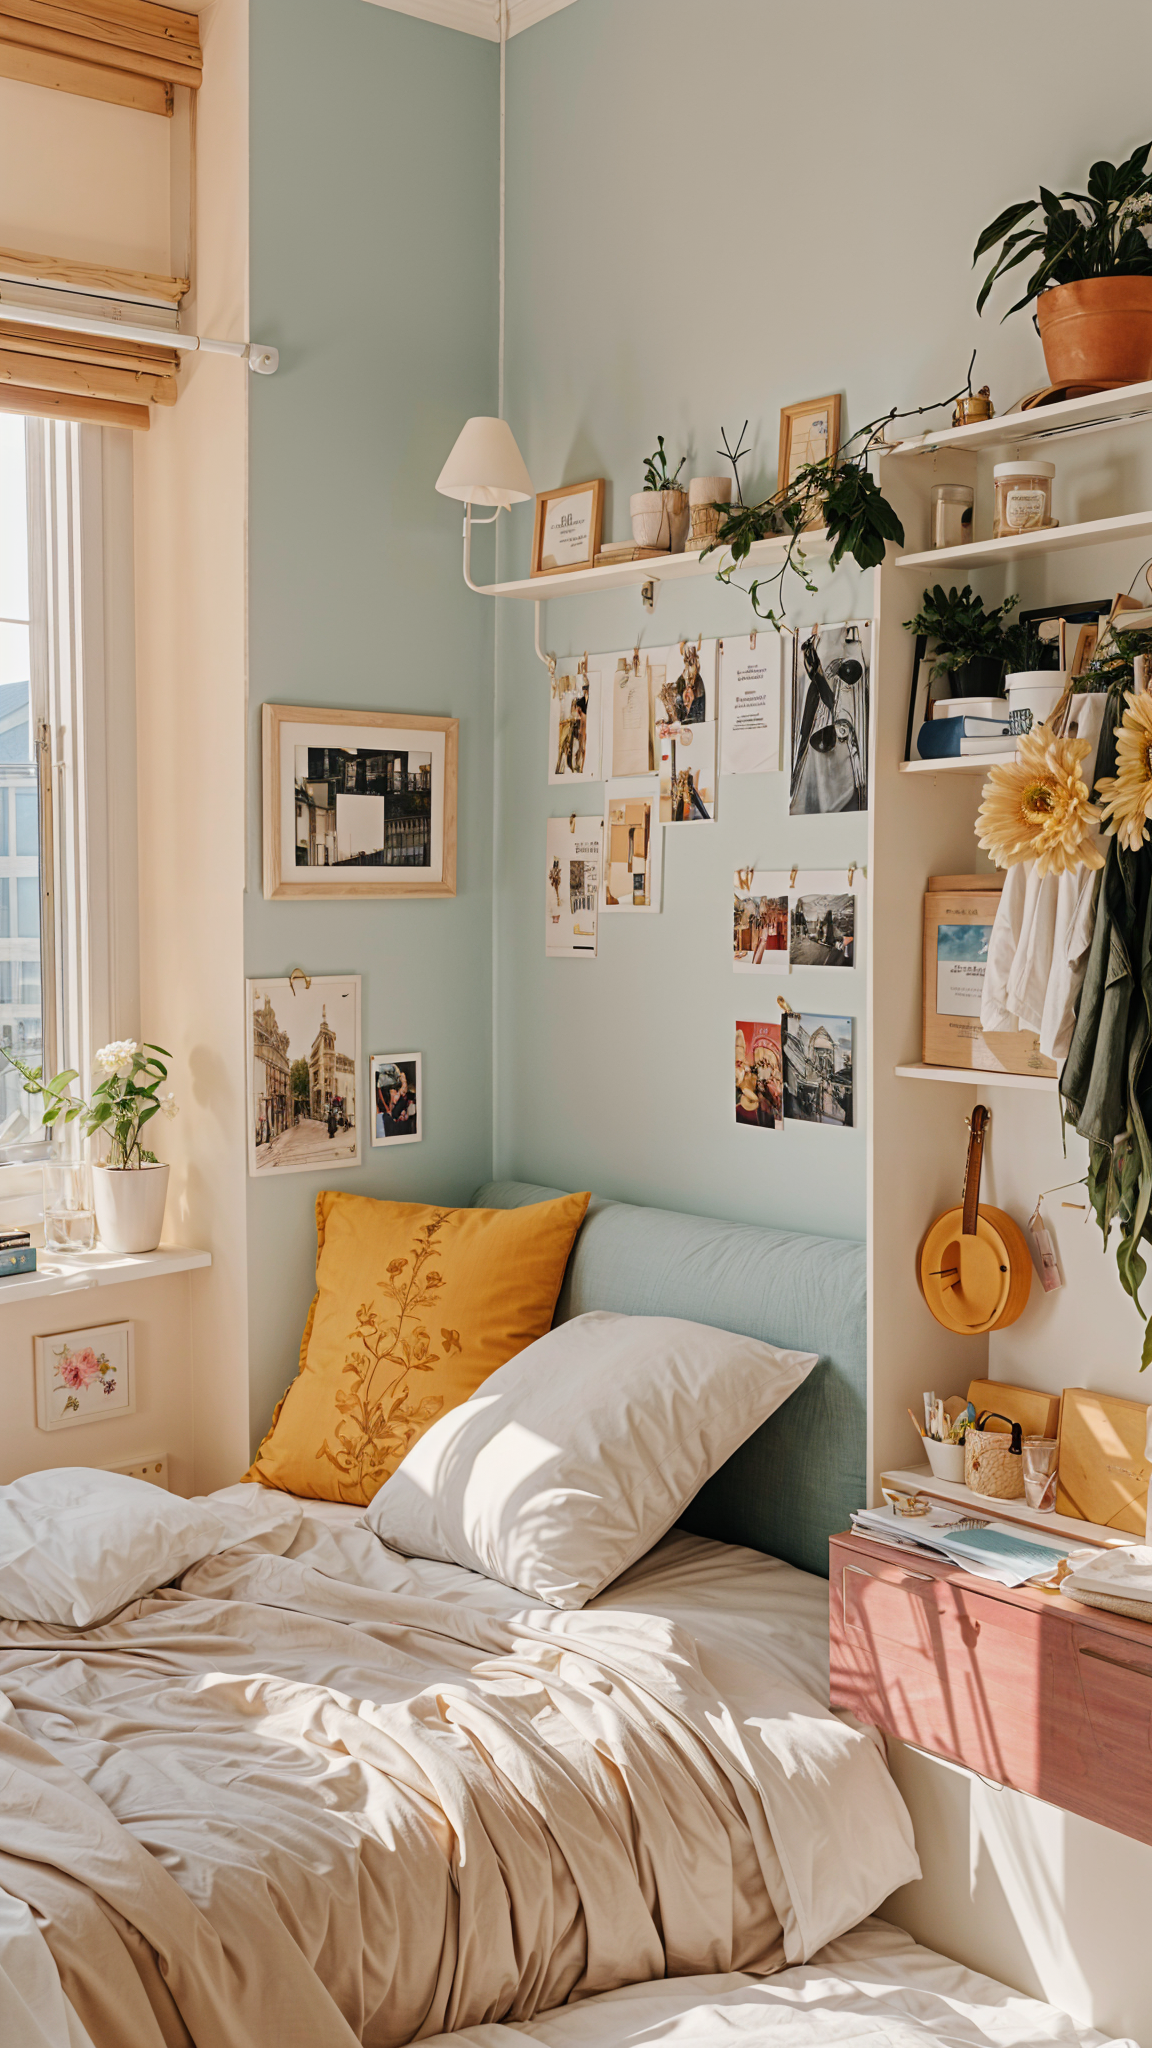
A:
[366,1311,817,1607]
[0,1468,303,1627]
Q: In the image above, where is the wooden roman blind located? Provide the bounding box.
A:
[0,253,186,430]
[0,0,201,116]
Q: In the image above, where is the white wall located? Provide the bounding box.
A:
[133,0,251,1492]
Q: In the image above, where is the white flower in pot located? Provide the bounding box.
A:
[630,435,689,553]
[0,1038,177,1255]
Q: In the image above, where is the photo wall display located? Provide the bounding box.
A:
[602,779,662,913]
[719,632,788,776]
[789,621,870,816]
[546,815,601,956]
[733,868,862,974]
[735,1012,855,1133]
[548,659,603,784]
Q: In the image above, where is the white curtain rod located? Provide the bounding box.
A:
[0,294,278,373]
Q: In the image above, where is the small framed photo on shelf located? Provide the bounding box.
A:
[530,479,605,578]
[778,395,841,522]
[35,1321,134,1431]
[262,704,457,901]
[371,1052,422,1146]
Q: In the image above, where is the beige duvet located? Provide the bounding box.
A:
[0,1495,918,2048]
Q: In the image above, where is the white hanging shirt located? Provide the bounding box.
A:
[979,694,1107,1063]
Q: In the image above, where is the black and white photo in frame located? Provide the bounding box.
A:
[248,974,361,1175]
[371,1053,422,1146]
[789,622,870,815]
[262,705,457,899]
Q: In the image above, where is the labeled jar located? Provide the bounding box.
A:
[930,484,974,550]
[993,460,1054,538]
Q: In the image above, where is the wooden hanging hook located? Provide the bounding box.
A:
[288,968,311,997]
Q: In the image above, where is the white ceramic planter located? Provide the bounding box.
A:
[630,488,689,553]
[1006,671,1066,732]
[92,1162,170,1254]
[688,475,733,549]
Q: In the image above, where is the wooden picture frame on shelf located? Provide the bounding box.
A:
[779,396,841,529]
[261,703,458,900]
[530,478,605,578]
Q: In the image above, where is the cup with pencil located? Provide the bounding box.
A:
[909,1392,973,1482]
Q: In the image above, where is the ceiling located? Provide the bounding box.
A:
[361,0,579,39]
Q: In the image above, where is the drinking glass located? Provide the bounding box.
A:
[42,1150,96,1252]
[1022,1435,1059,1513]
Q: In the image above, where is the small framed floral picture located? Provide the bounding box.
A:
[34,1321,134,1431]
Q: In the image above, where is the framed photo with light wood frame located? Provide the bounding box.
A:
[778,396,841,530]
[530,478,605,578]
[262,704,458,900]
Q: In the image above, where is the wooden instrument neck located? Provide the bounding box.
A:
[961,1105,990,1237]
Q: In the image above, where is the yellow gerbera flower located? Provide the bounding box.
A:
[976,723,1104,877]
[1096,690,1152,853]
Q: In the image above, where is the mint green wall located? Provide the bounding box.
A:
[245,0,498,1444]
[493,0,1152,1237]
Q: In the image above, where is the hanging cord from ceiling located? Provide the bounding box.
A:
[498,0,507,422]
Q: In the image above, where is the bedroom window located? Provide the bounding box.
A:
[0,413,138,1173]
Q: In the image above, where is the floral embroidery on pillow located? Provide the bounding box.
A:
[317,1210,459,1501]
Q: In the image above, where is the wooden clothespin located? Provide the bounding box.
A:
[789,865,798,888]
[569,814,576,832]
[776,996,794,1015]
[848,863,856,887]
[749,630,757,650]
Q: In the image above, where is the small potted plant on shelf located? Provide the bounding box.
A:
[974,138,1152,388]
[904,583,1022,698]
[631,436,689,552]
[1,1039,179,1255]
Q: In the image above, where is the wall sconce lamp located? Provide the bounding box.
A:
[435,416,533,593]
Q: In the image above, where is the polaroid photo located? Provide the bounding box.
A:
[601,778,663,913]
[548,660,602,784]
[733,869,790,972]
[782,1012,854,1127]
[370,1053,422,1146]
[735,1020,782,1132]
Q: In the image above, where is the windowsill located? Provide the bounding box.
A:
[0,1243,211,1307]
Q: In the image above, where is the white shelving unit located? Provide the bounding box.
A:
[894,1063,1055,1091]
[898,752,1015,774]
[475,532,831,602]
[880,1465,1137,1550]
[897,507,1152,574]
[887,379,1152,460]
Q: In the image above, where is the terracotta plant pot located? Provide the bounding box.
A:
[92,1162,170,1254]
[1037,277,1152,390]
[630,489,689,553]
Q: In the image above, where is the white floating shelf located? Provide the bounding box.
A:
[899,752,1015,774]
[881,1466,1135,1553]
[895,1062,1055,1091]
[0,1243,211,1308]
[477,532,832,601]
[885,379,1152,459]
[897,507,1152,573]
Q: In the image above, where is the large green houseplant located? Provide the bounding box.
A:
[974,139,1152,387]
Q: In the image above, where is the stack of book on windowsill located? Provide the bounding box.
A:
[0,1227,35,1281]
[851,1499,1092,1587]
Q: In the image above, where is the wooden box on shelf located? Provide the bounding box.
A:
[922,875,1058,1078]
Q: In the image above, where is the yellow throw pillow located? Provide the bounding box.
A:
[246,1189,590,1505]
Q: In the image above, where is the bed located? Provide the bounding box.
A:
[0,1186,1134,2048]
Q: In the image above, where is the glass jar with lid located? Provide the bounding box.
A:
[993,461,1055,538]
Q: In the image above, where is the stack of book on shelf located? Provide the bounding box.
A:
[0,1227,35,1280]
[916,697,1012,760]
[852,1499,1094,1587]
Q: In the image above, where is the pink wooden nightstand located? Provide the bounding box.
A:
[830,1530,1152,1847]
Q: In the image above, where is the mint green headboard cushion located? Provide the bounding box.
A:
[472,1180,865,1580]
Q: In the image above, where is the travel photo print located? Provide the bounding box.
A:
[733,868,861,974]
[782,1011,855,1127]
[735,1019,783,1132]
[247,974,361,1175]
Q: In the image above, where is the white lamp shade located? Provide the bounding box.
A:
[435,416,533,508]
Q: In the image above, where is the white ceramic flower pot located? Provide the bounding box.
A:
[630,491,670,550]
[1006,672,1066,732]
[92,1162,170,1254]
[688,475,733,509]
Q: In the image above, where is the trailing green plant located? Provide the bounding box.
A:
[704,363,982,625]
[974,139,1152,319]
[642,436,686,493]
[904,584,1021,682]
[0,1038,177,1166]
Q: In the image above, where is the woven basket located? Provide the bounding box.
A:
[965,1426,1025,1500]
